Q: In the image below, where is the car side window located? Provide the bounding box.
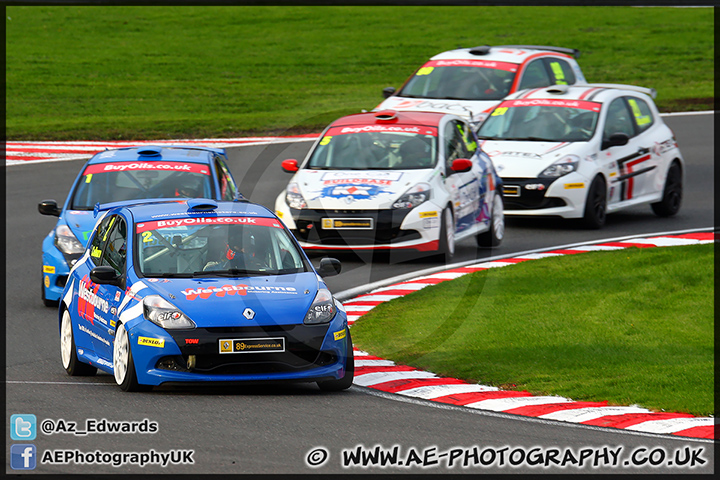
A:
[518,60,552,90]
[444,120,471,172]
[214,155,238,201]
[88,214,116,267]
[603,98,636,141]
[626,96,654,133]
[101,217,127,274]
[545,59,577,86]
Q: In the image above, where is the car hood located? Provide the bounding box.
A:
[375,96,500,123]
[294,169,431,210]
[143,272,321,328]
[62,210,101,246]
[480,140,584,178]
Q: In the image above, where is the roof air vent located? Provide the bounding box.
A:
[468,45,491,56]
[545,84,569,95]
[374,110,398,123]
[137,146,163,156]
[187,198,218,211]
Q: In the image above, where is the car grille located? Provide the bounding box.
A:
[502,178,567,210]
[291,208,420,245]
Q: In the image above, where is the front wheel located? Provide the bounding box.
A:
[477,192,504,248]
[317,333,354,392]
[583,176,607,229]
[60,310,97,376]
[437,206,455,262]
[113,323,150,392]
[651,162,682,217]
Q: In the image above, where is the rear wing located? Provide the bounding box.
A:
[588,83,657,99]
[493,45,580,58]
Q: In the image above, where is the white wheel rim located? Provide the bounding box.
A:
[493,195,505,240]
[445,209,455,255]
[113,325,129,385]
[60,311,72,369]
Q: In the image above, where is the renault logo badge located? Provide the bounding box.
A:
[242,308,256,320]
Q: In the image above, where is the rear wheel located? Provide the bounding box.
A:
[477,192,504,248]
[583,176,607,229]
[437,206,455,262]
[113,323,150,392]
[651,162,682,217]
[60,310,97,376]
[317,333,354,392]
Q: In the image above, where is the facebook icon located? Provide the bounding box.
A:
[11,444,37,470]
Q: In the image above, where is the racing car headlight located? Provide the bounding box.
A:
[54,224,85,255]
[540,155,580,178]
[304,288,337,325]
[143,295,196,329]
[285,183,307,209]
[392,183,431,209]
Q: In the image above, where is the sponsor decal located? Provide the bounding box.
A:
[43,265,56,274]
[499,99,602,112]
[322,218,374,230]
[136,216,282,233]
[419,211,438,218]
[44,276,50,288]
[77,275,110,324]
[185,338,199,345]
[180,284,298,301]
[326,125,437,137]
[78,324,110,346]
[219,337,285,354]
[525,183,546,191]
[138,336,165,348]
[83,161,210,176]
[333,329,347,341]
[424,58,518,72]
[114,291,121,302]
[564,183,586,189]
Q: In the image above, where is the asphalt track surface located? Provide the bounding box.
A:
[5,113,715,474]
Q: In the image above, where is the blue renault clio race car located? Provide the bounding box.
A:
[58,198,353,391]
[39,145,240,307]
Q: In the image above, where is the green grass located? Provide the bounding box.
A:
[351,244,714,416]
[5,6,714,140]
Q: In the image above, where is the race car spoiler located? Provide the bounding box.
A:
[470,45,580,58]
[587,83,657,99]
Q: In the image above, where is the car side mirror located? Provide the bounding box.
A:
[38,199,61,217]
[281,159,299,173]
[451,158,473,173]
[601,132,629,150]
[90,266,123,287]
[382,86,396,99]
[317,257,341,277]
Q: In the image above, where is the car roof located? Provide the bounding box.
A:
[329,110,456,129]
[86,145,225,165]
[505,84,657,104]
[96,199,275,223]
[431,45,579,64]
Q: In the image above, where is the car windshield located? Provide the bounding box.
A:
[71,163,214,210]
[135,217,308,277]
[307,129,438,170]
[398,61,517,101]
[477,100,600,142]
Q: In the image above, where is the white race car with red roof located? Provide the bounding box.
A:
[274,110,504,259]
[476,83,684,228]
[376,45,586,128]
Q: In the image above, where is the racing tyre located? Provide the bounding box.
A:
[60,309,97,376]
[651,162,682,217]
[437,206,455,262]
[582,176,607,229]
[477,192,504,248]
[42,270,59,308]
[113,323,150,392]
[317,333,354,392]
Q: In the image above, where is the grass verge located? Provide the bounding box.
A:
[5,5,714,140]
[350,244,714,416]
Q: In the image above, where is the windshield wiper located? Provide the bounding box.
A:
[145,273,194,278]
[192,268,265,277]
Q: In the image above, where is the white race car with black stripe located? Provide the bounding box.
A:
[476,84,685,228]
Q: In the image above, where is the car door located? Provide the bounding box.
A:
[601,97,656,205]
[87,214,127,361]
[442,119,482,234]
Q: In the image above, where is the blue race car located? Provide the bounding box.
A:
[58,198,352,391]
[39,145,240,307]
